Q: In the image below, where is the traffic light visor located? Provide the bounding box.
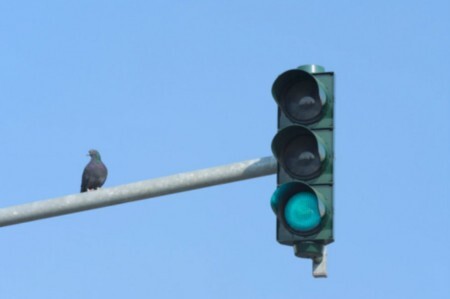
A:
[272,69,326,125]
[272,126,326,180]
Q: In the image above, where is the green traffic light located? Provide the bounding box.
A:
[271,66,334,253]
[284,192,321,232]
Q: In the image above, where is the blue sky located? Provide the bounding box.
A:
[1,1,449,298]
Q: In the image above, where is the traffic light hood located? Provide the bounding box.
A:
[271,125,326,180]
[272,69,327,125]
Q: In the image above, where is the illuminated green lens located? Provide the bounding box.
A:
[284,192,321,232]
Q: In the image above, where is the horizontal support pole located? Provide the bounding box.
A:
[0,156,277,227]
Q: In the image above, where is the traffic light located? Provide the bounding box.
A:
[270,64,334,261]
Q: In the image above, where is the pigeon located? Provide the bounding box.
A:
[81,149,108,193]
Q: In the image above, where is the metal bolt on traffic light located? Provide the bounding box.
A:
[270,64,334,277]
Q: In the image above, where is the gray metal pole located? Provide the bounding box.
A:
[0,156,277,227]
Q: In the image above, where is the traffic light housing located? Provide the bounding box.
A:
[271,64,334,260]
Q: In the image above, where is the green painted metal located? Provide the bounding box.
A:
[297,64,325,74]
[294,242,324,259]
